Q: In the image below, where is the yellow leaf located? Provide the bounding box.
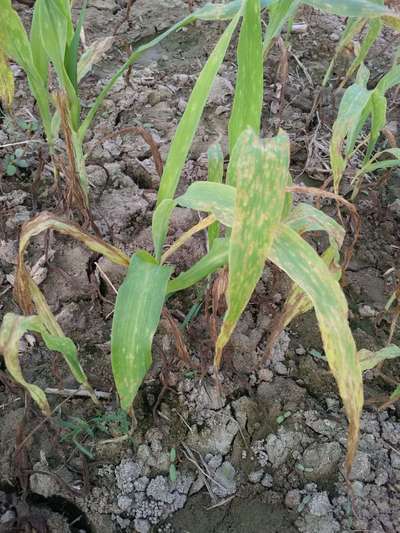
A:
[0,49,14,109]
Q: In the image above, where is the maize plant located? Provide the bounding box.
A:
[331,58,400,198]
[2,0,400,477]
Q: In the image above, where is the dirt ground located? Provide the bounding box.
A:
[1,1,400,532]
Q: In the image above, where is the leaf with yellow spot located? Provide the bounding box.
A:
[266,203,345,356]
[0,49,14,109]
[269,223,363,475]
[214,128,290,368]
[111,253,172,412]
[177,182,235,227]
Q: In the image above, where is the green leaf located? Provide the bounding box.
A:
[330,83,371,192]
[229,0,263,152]
[263,0,300,54]
[215,129,289,367]
[391,385,400,401]
[303,0,393,17]
[35,0,80,128]
[269,223,363,473]
[152,199,177,262]
[358,148,400,174]
[81,1,272,142]
[156,13,241,207]
[322,18,366,88]
[177,182,236,227]
[167,238,229,295]
[344,18,382,85]
[111,254,172,411]
[30,0,49,84]
[0,1,51,139]
[359,344,400,372]
[376,64,400,93]
[207,143,224,248]
[365,88,387,162]
[64,0,88,93]
[6,163,17,176]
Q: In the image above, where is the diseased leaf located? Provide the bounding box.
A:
[359,345,400,372]
[156,13,241,206]
[0,312,91,415]
[229,0,263,152]
[266,204,345,362]
[111,254,172,411]
[167,238,229,294]
[0,49,14,109]
[285,202,345,251]
[177,182,236,227]
[0,314,51,414]
[0,0,34,70]
[269,223,363,475]
[215,129,290,368]
[77,36,114,82]
[15,212,129,315]
[28,277,93,397]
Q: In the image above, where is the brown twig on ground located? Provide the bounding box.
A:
[44,388,112,400]
[275,37,289,130]
[208,267,228,344]
[162,308,191,366]
[31,147,45,212]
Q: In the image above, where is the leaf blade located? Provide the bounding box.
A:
[215,129,290,367]
[111,254,172,411]
[156,13,241,206]
[228,0,263,152]
[270,223,363,474]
